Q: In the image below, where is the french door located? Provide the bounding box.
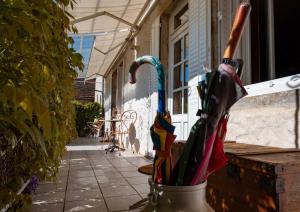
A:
[169,20,189,141]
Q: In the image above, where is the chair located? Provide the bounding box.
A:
[94,118,105,139]
[105,110,137,153]
[117,110,137,148]
[86,118,105,137]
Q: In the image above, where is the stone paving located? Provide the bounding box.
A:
[31,137,152,212]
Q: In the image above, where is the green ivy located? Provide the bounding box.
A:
[0,0,83,210]
[74,101,102,137]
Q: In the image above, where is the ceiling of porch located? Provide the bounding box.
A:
[67,0,149,79]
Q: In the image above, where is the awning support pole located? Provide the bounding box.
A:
[94,42,125,55]
[71,11,136,29]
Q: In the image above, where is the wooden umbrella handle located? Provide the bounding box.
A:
[223,3,251,59]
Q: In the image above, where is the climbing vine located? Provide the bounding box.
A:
[0,0,83,210]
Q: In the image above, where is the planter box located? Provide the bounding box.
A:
[207,142,300,212]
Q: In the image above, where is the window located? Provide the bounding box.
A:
[172,34,189,114]
[250,0,300,83]
[273,0,300,78]
[174,4,189,30]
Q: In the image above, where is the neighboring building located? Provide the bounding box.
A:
[95,76,104,105]
[70,0,300,156]
[70,34,101,103]
[74,78,96,103]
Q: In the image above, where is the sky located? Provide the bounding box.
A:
[70,35,95,78]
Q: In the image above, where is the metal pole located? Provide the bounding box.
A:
[71,11,136,28]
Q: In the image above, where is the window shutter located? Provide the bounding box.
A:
[219,0,233,61]
[188,0,210,131]
[219,0,252,84]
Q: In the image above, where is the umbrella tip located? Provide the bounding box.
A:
[241,2,251,7]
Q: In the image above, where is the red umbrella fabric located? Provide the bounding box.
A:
[172,3,251,186]
[190,62,249,185]
[172,63,248,186]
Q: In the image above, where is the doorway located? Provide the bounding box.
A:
[168,2,189,140]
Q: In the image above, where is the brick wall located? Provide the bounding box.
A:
[74,78,95,103]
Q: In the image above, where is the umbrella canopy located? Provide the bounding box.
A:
[172,3,251,186]
[129,56,176,185]
[172,63,247,186]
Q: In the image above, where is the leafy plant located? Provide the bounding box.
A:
[74,101,102,137]
[0,0,83,210]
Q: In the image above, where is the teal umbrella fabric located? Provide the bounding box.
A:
[129,56,176,184]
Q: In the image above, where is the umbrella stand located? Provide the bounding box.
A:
[129,56,176,185]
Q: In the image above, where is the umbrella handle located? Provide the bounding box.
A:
[223,3,251,59]
[128,56,166,114]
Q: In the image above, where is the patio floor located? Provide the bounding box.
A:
[31,137,152,212]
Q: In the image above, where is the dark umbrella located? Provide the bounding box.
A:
[172,3,251,186]
[129,56,176,185]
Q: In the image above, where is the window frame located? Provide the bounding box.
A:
[169,15,189,115]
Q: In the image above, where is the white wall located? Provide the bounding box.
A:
[103,0,212,154]
[94,76,103,104]
[104,76,111,131]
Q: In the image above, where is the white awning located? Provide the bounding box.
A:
[67,0,149,79]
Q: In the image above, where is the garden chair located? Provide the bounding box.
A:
[105,110,137,153]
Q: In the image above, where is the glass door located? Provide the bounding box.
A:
[169,2,189,140]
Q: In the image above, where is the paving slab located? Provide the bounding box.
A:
[31,202,64,212]
[105,194,142,212]
[65,188,103,202]
[64,199,107,212]
[30,137,152,212]
[101,185,138,198]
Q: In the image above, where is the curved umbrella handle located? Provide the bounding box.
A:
[129,56,166,114]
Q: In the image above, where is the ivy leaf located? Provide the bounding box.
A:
[19,96,32,120]
[0,0,82,208]
[65,10,74,19]
[38,109,51,140]
[31,125,48,156]
[3,84,16,108]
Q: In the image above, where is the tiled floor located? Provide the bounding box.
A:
[31,137,152,212]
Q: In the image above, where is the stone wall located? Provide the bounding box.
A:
[227,89,300,148]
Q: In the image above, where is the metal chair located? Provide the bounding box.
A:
[118,110,137,147]
[87,118,105,138]
[105,110,137,153]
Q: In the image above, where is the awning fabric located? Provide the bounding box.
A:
[67,0,148,79]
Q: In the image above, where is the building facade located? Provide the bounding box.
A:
[102,0,300,156]
[75,78,96,103]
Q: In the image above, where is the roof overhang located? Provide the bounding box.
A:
[67,0,151,79]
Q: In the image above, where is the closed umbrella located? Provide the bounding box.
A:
[172,2,251,186]
[129,56,176,185]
